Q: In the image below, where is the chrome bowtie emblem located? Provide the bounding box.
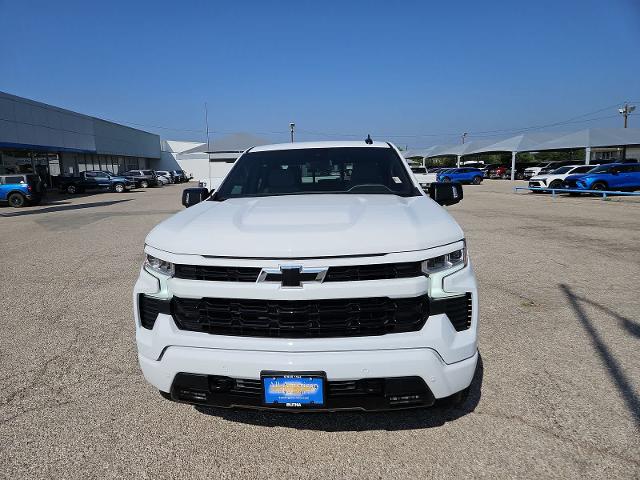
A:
[257,265,328,288]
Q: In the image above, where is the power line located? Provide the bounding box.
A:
[95,100,634,141]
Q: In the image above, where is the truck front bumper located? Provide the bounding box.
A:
[139,343,478,411]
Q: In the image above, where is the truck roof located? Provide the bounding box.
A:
[251,140,391,152]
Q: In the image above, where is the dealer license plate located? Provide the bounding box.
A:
[262,374,324,407]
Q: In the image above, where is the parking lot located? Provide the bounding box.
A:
[1,182,638,479]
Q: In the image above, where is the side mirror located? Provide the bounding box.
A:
[182,187,210,208]
[428,182,463,206]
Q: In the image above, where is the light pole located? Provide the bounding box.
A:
[290,122,296,142]
[618,103,636,128]
[461,132,468,144]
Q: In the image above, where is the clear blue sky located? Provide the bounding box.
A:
[1,0,639,147]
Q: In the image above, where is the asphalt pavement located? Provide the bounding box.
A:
[1,182,638,479]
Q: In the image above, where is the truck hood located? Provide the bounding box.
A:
[146,194,464,258]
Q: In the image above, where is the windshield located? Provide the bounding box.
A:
[587,164,613,173]
[214,147,418,200]
[551,166,573,174]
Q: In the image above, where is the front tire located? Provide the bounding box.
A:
[591,181,607,191]
[66,184,77,194]
[442,177,451,183]
[113,182,125,193]
[472,176,482,185]
[8,192,26,208]
[140,180,149,188]
[549,180,563,189]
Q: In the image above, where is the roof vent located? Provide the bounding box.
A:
[365,134,373,145]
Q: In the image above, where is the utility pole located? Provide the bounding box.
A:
[618,103,636,128]
[205,102,211,184]
[461,132,468,144]
[290,122,296,142]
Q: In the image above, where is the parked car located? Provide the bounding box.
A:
[488,165,508,179]
[171,170,188,183]
[134,140,478,411]
[58,171,134,194]
[437,167,484,184]
[156,170,174,184]
[409,165,437,189]
[529,164,597,190]
[0,173,45,207]
[562,163,640,191]
[122,170,160,188]
[502,165,530,180]
[524,161,574,179]
[537,160,576,175]
[480,163,496,178]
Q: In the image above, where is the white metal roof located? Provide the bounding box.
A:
[463,132,561,154]
[532,128,640,150]
[181,133,271,154]
[423,128,640,157]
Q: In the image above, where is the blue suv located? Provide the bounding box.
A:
[563,162,640,191]
[437,168,484,185]
[0,173,44,207]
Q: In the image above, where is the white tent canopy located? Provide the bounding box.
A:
[420,127,640,179]
[463,132,561,154]
[532,128,640,151]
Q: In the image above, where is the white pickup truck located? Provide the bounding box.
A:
[134,141,479,411]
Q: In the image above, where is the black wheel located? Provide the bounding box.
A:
[549,180,563,189]
[66,184,78,194]
[113,182,125,193]
[437,386,470,408]
[516,172,524,180]
[8,193,26,208]
[472,176,482,185]
[591,181,607,191]
[442,177,451,183]
[140,180,149,188]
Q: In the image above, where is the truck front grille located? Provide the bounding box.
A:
[174,265,261,282]
[323,262,422,282]
[173,262,423,283]
[171,295,429,338]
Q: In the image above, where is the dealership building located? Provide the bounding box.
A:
[0,91,161,186]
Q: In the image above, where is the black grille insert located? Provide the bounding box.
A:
[174,264,261,282]
[430,293,472,331]
[171,295,429,338]
[324,262,423,282]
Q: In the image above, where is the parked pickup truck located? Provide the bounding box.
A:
[58,170,134,194]
[134,140,479,412]
[0,173,45,207]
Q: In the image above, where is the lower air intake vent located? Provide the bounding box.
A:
[430,293,472,331]
[138,294,170,330]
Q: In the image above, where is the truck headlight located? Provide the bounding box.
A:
[421,243,467,274]
[145,254,175,277]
